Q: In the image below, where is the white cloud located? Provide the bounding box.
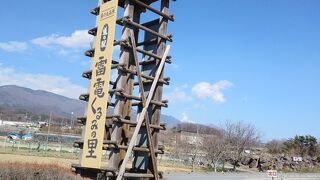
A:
[168,63,179,69]
[29,30,93,66]
[31,30,93,49]
[164,85,192,103]
[0,65,86,99]
[0,41,28,52]
[192,80,233,103]
[181,112,194,123]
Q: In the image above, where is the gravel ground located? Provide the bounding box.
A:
[165,172,320,180]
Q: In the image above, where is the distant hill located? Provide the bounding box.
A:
[0,85,181,127]
[160,114,181,128]
[0,85,85,118]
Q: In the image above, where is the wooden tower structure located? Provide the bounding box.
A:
[72,0,174,179]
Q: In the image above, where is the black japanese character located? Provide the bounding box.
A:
[91,97,97,114]
[91,120,98,130]
[95,57,107,76]
[96,107,102,120]
[91,131,97,138]
[94,78,105,98]
[86,138,98,158]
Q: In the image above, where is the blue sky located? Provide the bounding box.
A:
[0,0,320,140]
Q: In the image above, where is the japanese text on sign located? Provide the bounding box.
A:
[80,0,118,169]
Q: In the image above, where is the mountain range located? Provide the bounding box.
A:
[0,85,181,127]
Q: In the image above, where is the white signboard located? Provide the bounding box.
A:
[267,170,278,178]
[293,156,303,162]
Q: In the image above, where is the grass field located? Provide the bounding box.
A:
[0,152,192,173]
[0,137,194,173]
[0,158,85,179]
[1,154,319,180]
[1,152,320,180]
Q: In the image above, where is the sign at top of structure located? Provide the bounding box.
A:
[80,0,119,169]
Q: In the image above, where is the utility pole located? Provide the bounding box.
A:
[71,112,74,128]
[59,115,63,156]
[45,112,52,153]
[192,124,199,172]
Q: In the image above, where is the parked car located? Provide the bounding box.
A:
[21,134,32,141]
[7,132,21,141]
[7,132,33,141]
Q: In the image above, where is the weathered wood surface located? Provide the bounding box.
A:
[116,45,170,180]
[76,0,172,179]
[108,0,141,175]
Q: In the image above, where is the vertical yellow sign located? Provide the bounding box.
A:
[81,0,118,169]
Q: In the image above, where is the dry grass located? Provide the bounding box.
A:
[0,153,77,168]
[0,153,192,179]
[0,161,86,180]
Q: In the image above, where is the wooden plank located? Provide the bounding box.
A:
[130,0,174,21]
[132,17,160,174]
[117,17,172,41]
[132,0,170,177]
[151,0,170,166]
[116,45,170,180]
[129,29,159,180]
[108,0,141,173]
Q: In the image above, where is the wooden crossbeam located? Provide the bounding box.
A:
[128,29,158,180]
[129,0,174,21]
[116,43,170,180]
[117,16,172,41]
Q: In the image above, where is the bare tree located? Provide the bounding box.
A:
[189,142,200,172]
[175,125,203,172]
[266,139,285,154]
[203,133,227,172]
[180,135,202,171]
[224,121,260,171]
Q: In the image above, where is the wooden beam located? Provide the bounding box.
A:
[108,0,141,174]
[128,29,159,179]
[116,45,170,180]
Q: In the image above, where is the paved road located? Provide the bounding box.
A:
[165,172,320,180]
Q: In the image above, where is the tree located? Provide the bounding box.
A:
[177,135,201,172]
[223,121,260,171]
[284,135,318,157]
[203,133,227,172]
[266,139,285,154]
[174,122,224,171]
